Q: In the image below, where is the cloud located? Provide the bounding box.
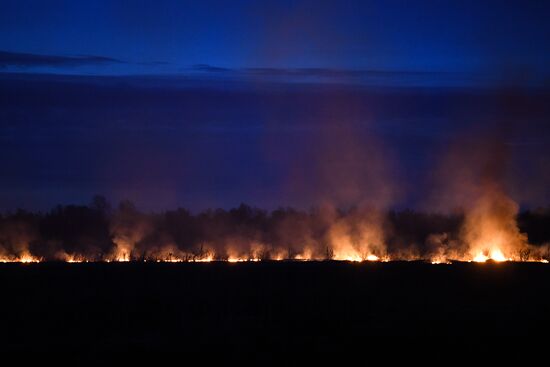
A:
[0,50,124,68]
[138,61,171,66]
[185,64,477,87]
[191,64,231,73]
[189,64,459,78]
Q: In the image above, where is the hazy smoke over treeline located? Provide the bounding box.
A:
[1,196,549,262]
[1,71,549,263]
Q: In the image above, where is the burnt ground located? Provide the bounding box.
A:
[1,262,549,355]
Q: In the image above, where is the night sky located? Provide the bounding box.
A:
[1,0,549,211]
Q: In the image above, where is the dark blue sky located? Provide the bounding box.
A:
[2,0,549,79]
[0,1,549,211]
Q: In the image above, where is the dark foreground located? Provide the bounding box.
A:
[2,262,549,354]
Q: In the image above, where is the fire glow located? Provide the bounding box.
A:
[1,247,547,264]
[0,253,41,263]
[472,249,509,263]
[1,193,549,265]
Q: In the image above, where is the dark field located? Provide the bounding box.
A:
[2,262,550,353]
